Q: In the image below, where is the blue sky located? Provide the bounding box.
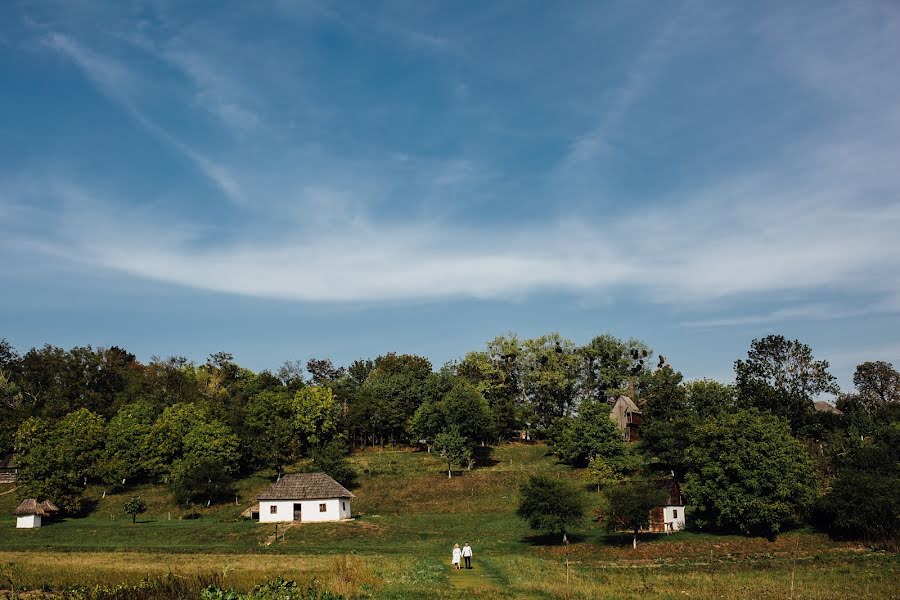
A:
[1,0,898,390]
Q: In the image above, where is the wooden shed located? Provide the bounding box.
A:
[0,456,18,484]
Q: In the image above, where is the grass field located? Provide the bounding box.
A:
[1,444,897,599]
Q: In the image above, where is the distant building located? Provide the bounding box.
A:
[0,456,18,484]
[15,498,59,529]
[813,401,843,415]
[609,395,642,441]
[648,480,686,533]
[256,472,354,523]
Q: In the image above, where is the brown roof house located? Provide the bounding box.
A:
[648,480,686,534]
[609,395,642,441]
[256,472,354,523]
[15,498,59,529]
[0,456,18,484]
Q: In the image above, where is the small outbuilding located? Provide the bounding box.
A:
[15,498,58,529]
[0,456,18,484]
[609,395,642,441]
[648,480,686,533]
[256,472,354,523]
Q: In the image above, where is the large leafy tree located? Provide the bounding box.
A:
[433,428,471,478]
[735,335,838,430]
[16,409,105,512]
[816,420,899,541]
[143,403,208,479]
[577,335,652,401]
[852,361,900,413]
[684,410,817,536]
[293,385,339,450]
[549,397,623,467]
[242,390,297,476]
[99,402,157,486]
[604,480,669,548]
[516,474,586,543]
[521,334,580,432]
[442,381,495,445]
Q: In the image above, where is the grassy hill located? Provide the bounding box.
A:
[1,444,896,599]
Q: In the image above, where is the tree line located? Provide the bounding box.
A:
[0,334,897,542]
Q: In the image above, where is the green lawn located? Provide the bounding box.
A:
[1,444,897,599]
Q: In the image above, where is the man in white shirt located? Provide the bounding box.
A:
[462,542,473,569]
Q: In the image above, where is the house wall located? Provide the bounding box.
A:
[16,514,40,529]
[258,498,350,523]
[663,506,685,531]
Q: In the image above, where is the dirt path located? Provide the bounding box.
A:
[0,485,18,496]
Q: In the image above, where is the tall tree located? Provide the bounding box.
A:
[517,475,586,544]
[852,361,900,413]
[577,335,652,401]
[549,397,624,467]
[735,335,838,430]
[604,480,668,548]
[684,410,817,536]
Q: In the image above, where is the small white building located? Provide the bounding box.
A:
[257,472,354,523]
[649,480,686,533]
[15,498,58,529]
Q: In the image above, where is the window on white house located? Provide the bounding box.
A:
[342,502,346,511]
[270,505,277,514]
[319,503,326,512]
[673,509,678,519]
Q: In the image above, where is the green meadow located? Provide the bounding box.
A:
[1,444,896,599]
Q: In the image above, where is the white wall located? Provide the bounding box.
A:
[16,514,40,529]
[663,506,685,532]
[259,498,350,523]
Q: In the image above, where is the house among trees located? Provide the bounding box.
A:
[648,480,686,533]
[256,472,354,523]
[15,498,59,529]
[609,395,642,441]
[0,456,18,484]
[813,401,843,415]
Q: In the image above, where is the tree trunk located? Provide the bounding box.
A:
[132,514,136,524]
[447,461,452,479]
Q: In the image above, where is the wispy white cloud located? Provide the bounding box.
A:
[43,32,246,204]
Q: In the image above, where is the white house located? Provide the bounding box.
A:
[257,472,354,523]
[649,480,686,533]
[15,498,58,529]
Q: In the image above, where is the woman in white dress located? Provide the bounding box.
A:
[451,543,462,570]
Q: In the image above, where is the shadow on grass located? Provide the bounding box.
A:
[473,446,499,468]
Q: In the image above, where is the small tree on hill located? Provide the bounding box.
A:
[516,474,586,544]
[433,428,471,478]
[604,480,668,549]
[123,496,147,524]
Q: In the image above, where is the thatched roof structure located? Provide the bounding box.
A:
[15,498,48,517]
[40,500,60,513]
[257,473,355,501]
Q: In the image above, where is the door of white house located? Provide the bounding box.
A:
[293,503,302,521]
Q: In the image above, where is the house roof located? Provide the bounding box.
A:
[0,456,18,469]
[257,472,355,501]
[813,401,843,415]
[613,395,641,414]
[40,500,60,513]
[15,498,48,517]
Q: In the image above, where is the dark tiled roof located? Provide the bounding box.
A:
[257,472,355,501]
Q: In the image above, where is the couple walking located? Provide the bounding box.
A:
[451,542,473,570]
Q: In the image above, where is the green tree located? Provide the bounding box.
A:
[243,390,297,477]
[442,381,495,445]
[604,480,668,548]
[123,496,147,524]
[181,420,241,477]
[549,397,623,467]
[144,403,208,479]
[684,410,817,536]
[816,422,899,542]
[15,409,105,512]
[516,474,586,544]
[100,402,156,487]
[433,428,471,478]
[684,379,738,420]
[408,400,447,451]
[586,446,646,492]
[735,335,838,430]
[521,334,580,432]
[577,335,652,401]
[171,457,233,506]
[852,361,900,413]
[307,438,357,488]
[293,386,339,450]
